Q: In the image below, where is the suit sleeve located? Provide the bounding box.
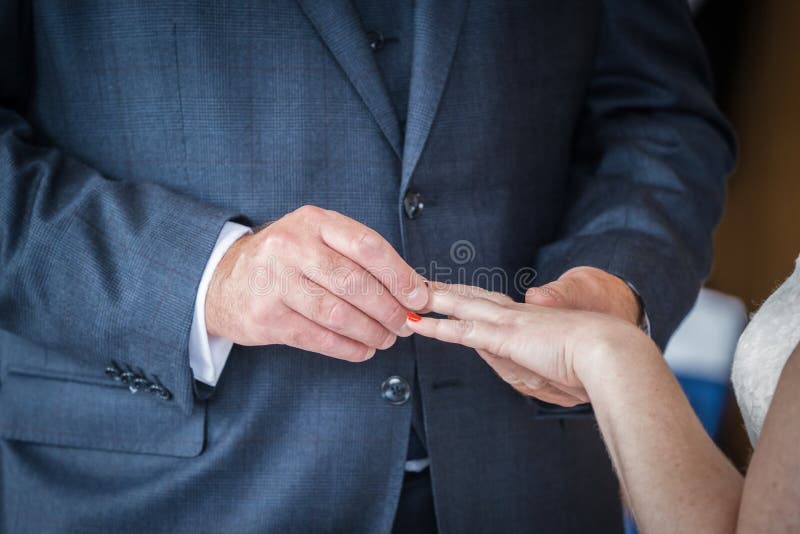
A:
[534,0,736,348]
[0,3,242,413]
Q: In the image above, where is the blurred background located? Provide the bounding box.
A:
[687,0,799,474]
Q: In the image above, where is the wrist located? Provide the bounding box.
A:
[574,321,660,400]
[205,230,251,338]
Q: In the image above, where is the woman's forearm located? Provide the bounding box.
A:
[577,333,743,533]
[403,287,746,531]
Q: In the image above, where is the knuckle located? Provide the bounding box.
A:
[316,329,341,355]
[261,228,291,253]
[306,292,325,322]
[294,204,324,219]
[509,311,529,328]
[352,230,382,257]
[313,253,337,278]
[383,304,407,327]
[325,300,348,330]
[453,319,475,338]
[333,265,360,295]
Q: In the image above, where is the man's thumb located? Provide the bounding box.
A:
[525,280,576,309]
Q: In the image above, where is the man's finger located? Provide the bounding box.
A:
[424,285,510,322]
[420,282,514,314]
[299,244,412,336]
[283,277,396,350]
[277,309,377,363]
[525,279,577,308]
[317,210,428,310]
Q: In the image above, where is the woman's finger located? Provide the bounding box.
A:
[546,382,590,404]
[423,285,510,322]
[516,383,586,407]
[406,314,506,355]
[427,281,514,307]
[478,350,547,388]
[478,350,589,405]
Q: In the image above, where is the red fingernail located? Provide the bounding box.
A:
[406,312,422,322]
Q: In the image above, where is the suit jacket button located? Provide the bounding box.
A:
[105,365,121,380]
[381,376,411,405]
[149,384,172,401]
[130,376,150,393]
[367,30,385,51]
[403,190,424,219]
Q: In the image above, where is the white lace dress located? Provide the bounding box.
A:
[731,254,800,445]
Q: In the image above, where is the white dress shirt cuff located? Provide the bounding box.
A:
[189,221,252,386]
[625,281,652,336]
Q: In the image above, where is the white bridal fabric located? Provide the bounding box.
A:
[731,254,800,445]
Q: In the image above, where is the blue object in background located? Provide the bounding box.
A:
[678,375,731,438]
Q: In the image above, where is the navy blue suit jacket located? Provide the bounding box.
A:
[0,1,734,532]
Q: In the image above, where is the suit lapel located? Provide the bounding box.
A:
[401,0,469,189]
[297,0,403,159]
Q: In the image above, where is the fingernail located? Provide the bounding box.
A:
[398,323,413,337]
[407,286,428,309]
[406,312,422,322]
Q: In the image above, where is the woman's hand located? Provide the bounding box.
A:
[411,283,748,534]
[407,282,651,406]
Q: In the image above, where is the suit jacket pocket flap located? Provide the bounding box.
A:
[0,367,205,458]
[529,398,595,419]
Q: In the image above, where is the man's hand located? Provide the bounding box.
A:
[525,266,641,325]
[205,205,429,362]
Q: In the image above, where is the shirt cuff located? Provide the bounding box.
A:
[625,280,652,336]
[189,221,252,386]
